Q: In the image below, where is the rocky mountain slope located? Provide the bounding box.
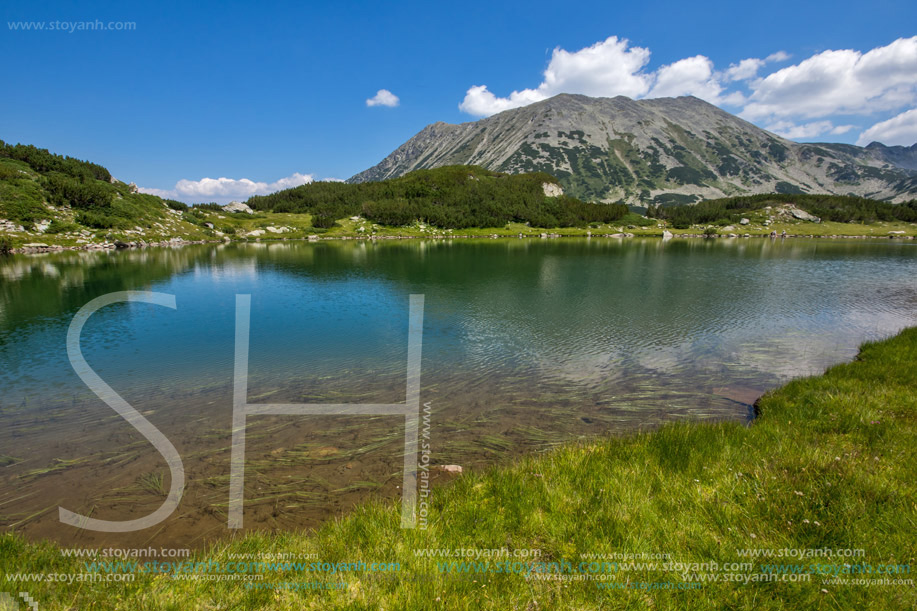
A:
[350,94,917,205]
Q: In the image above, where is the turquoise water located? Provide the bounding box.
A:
[1,237,915,546]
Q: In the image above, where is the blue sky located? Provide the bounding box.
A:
[2,0,916,202]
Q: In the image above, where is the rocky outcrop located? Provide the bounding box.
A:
[223,201,254,214]
[542,182,564,197]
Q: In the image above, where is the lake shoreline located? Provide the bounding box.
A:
[2,327,914,608]
[9,229,916,254]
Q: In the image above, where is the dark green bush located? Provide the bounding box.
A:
[45,219,79,234]
[44,174,112,210]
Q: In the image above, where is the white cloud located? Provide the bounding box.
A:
[742,36,917,121]
[458,85,547,117]
[766,120,838,139]
[648,55,724,103]
[857,108,917,146]
[765,51,791,63]
[459,36,652,116]
[139,172,314,203]
[455,36,917,146]
[831,124,856,135]
[366,89,400,107]
[457,37,795,117]
[725,58,765,81]
[765,120,858,139]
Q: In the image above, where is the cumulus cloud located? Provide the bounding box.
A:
[459,36,652,116]
[857,108,917,146]
[366,89,400,107]
[648,55,725,102]
[457,37,799,117]
[139,172,314,203]
[455,36,917,145]
[765,120,856,139]
[725,58,765,82]
[742,36,917,121]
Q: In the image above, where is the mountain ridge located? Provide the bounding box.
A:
[349,94,917,205]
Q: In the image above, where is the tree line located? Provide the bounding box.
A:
[0,140,111,183]
[648,193,917,228]
[247,166,629,229]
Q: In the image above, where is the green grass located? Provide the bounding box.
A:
[2,328,916,609]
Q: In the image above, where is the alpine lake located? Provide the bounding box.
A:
[1,236,915,548]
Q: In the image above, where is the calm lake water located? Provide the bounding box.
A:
[1,237,916,547]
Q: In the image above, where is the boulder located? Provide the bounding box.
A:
[787,207,820,222]
[739,218,750,225]
[542,182,564,197]
[223,201,254,214]
[662,230,674,240]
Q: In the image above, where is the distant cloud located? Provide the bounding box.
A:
[459,36,652,116]
[725,58,765,82]
[765,120,855,139]
[741,37,917,121]
[455,35,917,145]
[857,108,917,146]
[648,55,724,102]
[765,51,791,63]
[138,172,314,203]
[457,37,798,117]
[366,89,400,107]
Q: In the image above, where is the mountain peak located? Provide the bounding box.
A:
[350,95,917,204]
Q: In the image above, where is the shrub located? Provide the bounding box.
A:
[0,236,11,255]
[44,219,79,234]
[76,210,121,229]
[44,174,112,210]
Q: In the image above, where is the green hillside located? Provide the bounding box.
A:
[247,165,630,229]
[0,140,213,250]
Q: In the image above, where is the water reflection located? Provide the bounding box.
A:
[0,238,915,547]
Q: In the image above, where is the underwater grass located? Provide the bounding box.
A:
[1,328,916,609]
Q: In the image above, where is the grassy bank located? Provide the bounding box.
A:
[2,329,916,609]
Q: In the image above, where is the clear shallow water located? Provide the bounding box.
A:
[1,238,916,547]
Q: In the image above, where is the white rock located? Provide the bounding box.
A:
[784,206,820,222]
[438,465,463,474]
[739,218,750,225]
[542,182,564,197]
[223,201,254,214]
